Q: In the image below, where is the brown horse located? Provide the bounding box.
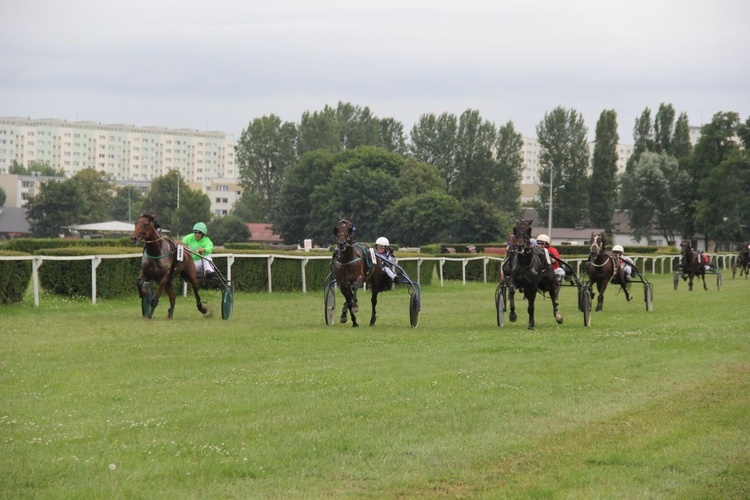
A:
[586,232,630,311]
[679,241,707,291]
[131,213,208,319]
[508,219,563,330]
[331,218,384,327]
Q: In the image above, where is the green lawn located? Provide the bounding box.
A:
[1,274,748,498]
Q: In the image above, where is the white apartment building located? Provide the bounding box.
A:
[0,117,238,210]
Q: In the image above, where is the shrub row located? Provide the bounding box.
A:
[0,250,33,304]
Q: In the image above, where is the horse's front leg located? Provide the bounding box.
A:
[525,289,536,330]
[595,282,605,312]
[369,290,378,326]
[688,276,694,291]
[508,283,517,323]
[701,274,708,291]
[135,273,147,298]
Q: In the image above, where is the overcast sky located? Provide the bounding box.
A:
[1,0,748,142]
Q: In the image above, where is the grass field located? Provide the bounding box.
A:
[1,273,749,498]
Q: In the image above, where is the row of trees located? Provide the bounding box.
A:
[236,101,749,248]
[17,101,749,250]
[23,170,249,245]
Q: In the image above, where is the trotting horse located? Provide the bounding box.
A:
[586,232,630,311]
[679,240,707,291]
[331,218,384,327]
[508,219,563,330]
[732,246,750,279]
[131,213,208,319]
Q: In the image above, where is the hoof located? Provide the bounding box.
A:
[509,312,517,322]
[351,305,359,313]
[555,314,563,324]
[340,316,347,324]
[527,324,535,330]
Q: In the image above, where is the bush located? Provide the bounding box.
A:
[0,251,33,304]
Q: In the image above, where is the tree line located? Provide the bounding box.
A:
[16,101,750,249]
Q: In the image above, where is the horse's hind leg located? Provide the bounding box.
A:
[189,276,208,315]
[164,282,176,319]
[525,291,536,330]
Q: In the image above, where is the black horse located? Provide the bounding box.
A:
[331,218,384,327]
[679,241,707,291]
[587,232,630,311]
[732,245,750,279]
[508,219,563,330]
[131,213,208,319]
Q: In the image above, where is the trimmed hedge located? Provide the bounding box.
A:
[0,250,33,304]
[35,247,142,299]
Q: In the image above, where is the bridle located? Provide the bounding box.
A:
[332,219,362,267]
[132,217,164,244]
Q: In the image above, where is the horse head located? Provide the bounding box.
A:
[131,213,161,244]
[514,219,534,254]
[589,232,605,257]
[333,218,355,250]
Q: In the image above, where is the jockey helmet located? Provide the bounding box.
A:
[536,234,550,244]
[192,222,208,235]
[375,237,389,247]
[612,245,624,253]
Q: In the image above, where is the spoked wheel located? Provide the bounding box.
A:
[673,273,680,290]
[495,282,506,327]
[221,281,234,320]
[409,292,420,328]
[324,282,336,326]
[644,283,653,312]
[579,286,592,327]
[141,281,156,318]
[716,272,722,290]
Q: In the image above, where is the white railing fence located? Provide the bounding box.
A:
[0,253,738,307]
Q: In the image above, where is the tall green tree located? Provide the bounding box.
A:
[620,152,691,245]
[535,107,590,229]
[8,160,64,177]
[409,112,459,192]
[672,112,693,159]
[307,147,403,245]
[452,109,498,201]
[626,108,654,174]
[296,102,406,156]
[235,114,298,222]
[210,215,251,246]
[110,186,144,223]
[273,150,337,245]
[141,171,190,231]
[654,103,676,155]
[454,198,504,244]
[173,188,212,236]
[25,180,81,237]
[69,168,113,224]
[589,109,619,232]
[397,158,445,198]
[494,121,524,214]
[688,112,743,245]
[379,191,461,246]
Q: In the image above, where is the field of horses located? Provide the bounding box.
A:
[2,273,749,498]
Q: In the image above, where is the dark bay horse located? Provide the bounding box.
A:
[679,241,707,291]
[586,232,630,311]
[508,219,563,330]
[131,213,208,319]
[331,218,384,327]
[732,246,749,279]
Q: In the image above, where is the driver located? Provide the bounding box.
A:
[612,245,637,280]
[375,236,398,285]
[182,222,217,279]
[536,234,566,285]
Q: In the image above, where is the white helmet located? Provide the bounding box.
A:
[536,234,550,244]
[375,237,389,247]
[612,245,624,252]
